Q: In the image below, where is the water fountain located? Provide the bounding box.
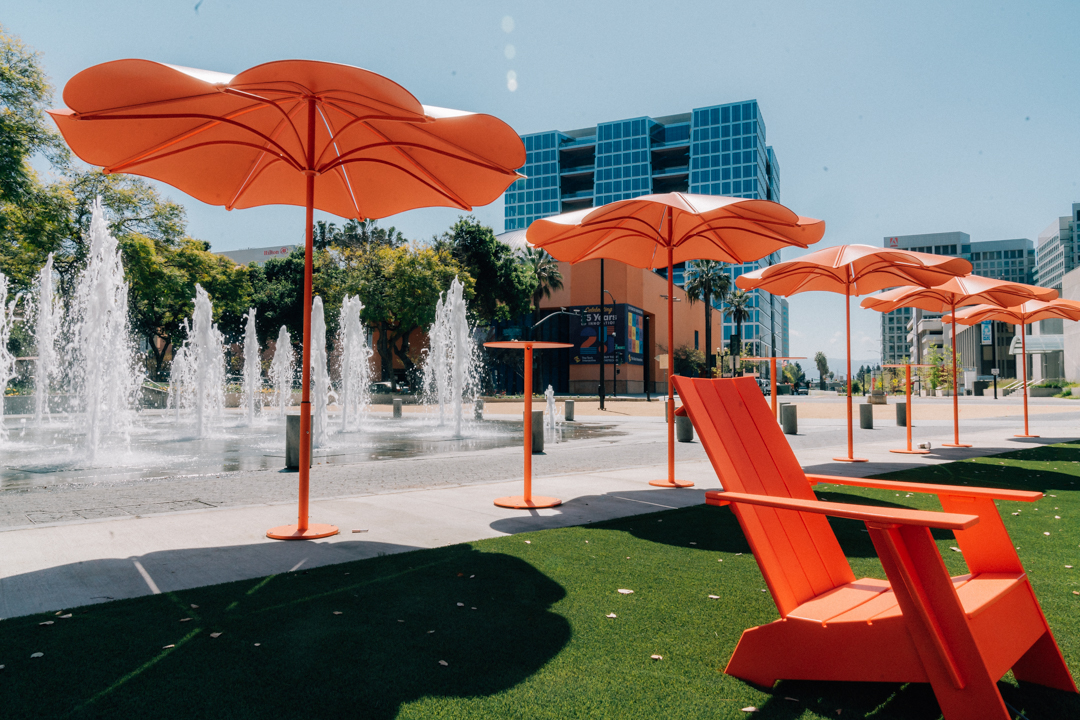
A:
[421,277,479,437]
[269,325,295,415]
[544,384,562,443]
[240,308,261,425]
[68,198,142,460]
[168,285,225,437]
[310,296,331,446]
[30,254,59,423]
[338,294,371,432]
[0,272,21,441]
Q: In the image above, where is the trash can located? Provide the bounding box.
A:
[564,399,575,421]
[285,414,312,469]
[781,403,798,435]
[860,403,874,429]
[896,402,907,426]
[675,407,694,442]
[531,410,544,454]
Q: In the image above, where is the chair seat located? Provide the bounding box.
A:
[788,573,1026,626]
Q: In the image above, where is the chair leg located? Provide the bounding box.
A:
[869,524,1011,720]
[1012,625,1078,693]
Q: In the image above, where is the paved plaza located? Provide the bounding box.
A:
[2,395,1078,620]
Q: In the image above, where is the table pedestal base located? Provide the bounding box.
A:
[649,478,695,488]
[890,449,930,455]
[941,443,972,448]
[1014,434,1040,438]
[832,457,868,463]
[494,496,562,509]
[266,523,340,540]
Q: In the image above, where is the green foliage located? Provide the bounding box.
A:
[313,218,406,252]
[783,361,806,386]
[814,351,829,390]
[673,344,705,377]
[521,246,563,312]
[684,260,729,372]
[920,346,953,391]
[441,216,534,325]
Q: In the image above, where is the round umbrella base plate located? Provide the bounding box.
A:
[266,523,340,540]
[649,479,695,488]
[832,457,868,463]
[941,443,973,448]
[1014,434,1040,438]
[494,496,562,509]
[891,449,931,455]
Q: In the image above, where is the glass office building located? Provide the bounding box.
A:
[506,101,788,359]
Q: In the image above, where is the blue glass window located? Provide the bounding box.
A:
[722,139,731,152]
[721,106,730,123]
[722,167,731,180]
[721,124,731,138]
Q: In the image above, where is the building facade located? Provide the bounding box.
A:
[1035,202,1080,291]
[879,232,1032,378]
[505,101,788,366]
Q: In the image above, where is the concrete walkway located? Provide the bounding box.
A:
[2,405,1078,620]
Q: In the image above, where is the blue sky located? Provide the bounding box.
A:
[7,0,1079,362]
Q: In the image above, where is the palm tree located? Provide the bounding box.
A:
[814,351,829,390]
[522,246,564,312]
[723,289,752,376]
[684,260,730,376]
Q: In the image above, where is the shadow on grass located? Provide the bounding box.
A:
[0,544,570,720]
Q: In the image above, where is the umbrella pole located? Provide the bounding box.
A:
[943,301,971,448]
[652,218,692,488]
[834,279,866,462]
[268,98,339,540]
[1016,325,1037,438]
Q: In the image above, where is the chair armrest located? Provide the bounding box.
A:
[806,474,1042,503]
[705,491,979,531]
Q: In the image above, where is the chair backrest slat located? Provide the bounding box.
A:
[675,376,855,615]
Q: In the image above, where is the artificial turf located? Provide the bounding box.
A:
[1,443,1079,719]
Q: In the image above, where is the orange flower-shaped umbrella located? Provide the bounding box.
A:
[862,277,1057,447]
[528,193,825,488]
[50,59,524,540]
[945,299,1080,438]
[736,245,972,462]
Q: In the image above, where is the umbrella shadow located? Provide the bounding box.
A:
[1,543,571,720]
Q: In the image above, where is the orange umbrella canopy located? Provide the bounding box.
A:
[860,275,1058,314]
[525,193,825,266]
[734,244,973,296]
[48,59,524,218]
[945,298,1080,326]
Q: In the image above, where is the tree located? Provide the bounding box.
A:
[673,345,705,377]
[783,361,806,387]
[723,289,752,376]
[814,351,830,390]
[684,260,729,377]
[521,246,563,313]
[440,216,534,326]
[313,218,406,252]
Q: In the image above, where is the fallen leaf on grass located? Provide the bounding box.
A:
[949,547,961,553]
[708,595,720,600]
[784,697,798,701]
[1066,566,1073,569]
[333,611,343,615]
[524,540,531,544]
[606,613,616,619]
[0,664,5,670]
[210,633,222,638]
[190,604,198,609]
[30,653,43,658]
[427,630,435,634]
[689,542,697,545]
[163,644,175,649]
[39,621,53,626]
[471,607,477,610]
[469,575,475,578]
[456,603,464,607]
[180,618,192,622]
[618,589,634,595]
[438,660,448,666]
[741,707,757,713]
[398,620,405,623]
[1045,532,1051,536]
[650,654,662,660]
[254,643,261,647]
[352,529,368,533]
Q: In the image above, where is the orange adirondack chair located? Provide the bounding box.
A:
[672,376,1076,720]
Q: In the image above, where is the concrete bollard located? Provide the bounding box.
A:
[781,403,798,435]
[473,399,484,420]
[285,414,312,469]
[564,399,575,421]
[393,398,402,418]
[676,414,694,442]
[896,402,907,426]
[531,410,544,453]
[859,403,874,429]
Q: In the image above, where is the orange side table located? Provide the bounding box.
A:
[484,341,573,509]
[883,363,933,454]
[742,356,806,421]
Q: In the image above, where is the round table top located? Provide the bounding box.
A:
[484,340,574,350]
[741,356,806,361]
[882,363,934,368]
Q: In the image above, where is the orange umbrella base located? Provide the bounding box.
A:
[494,495,562,509]
[266,523,340,540]
[890,449,931,455]
[649,478,695,488]
[832,457,868,463]
[1014,434,1040,438]
[941,443,973,448]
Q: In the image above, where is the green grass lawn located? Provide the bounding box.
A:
[2,443,1079,719]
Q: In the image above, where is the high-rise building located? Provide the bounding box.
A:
[506,101,786,358]
[879,232,1034,368]
[1035,202,1080,291]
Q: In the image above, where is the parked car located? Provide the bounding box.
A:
[794,385,808,395]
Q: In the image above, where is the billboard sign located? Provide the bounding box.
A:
[568,303,644,365]
[981,321,992,345]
